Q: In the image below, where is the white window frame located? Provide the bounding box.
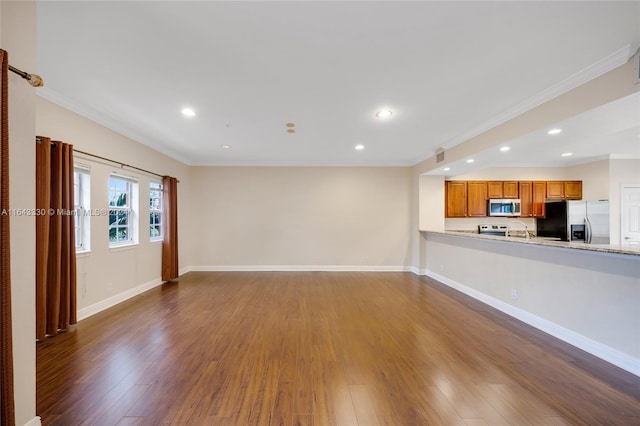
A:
[149,181,163,242]
[108,173,139,247]
[74,164,91,253]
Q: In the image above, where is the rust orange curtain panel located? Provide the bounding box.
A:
[161,176,179,281]
[36,137,77,341]
[0,49,15,426]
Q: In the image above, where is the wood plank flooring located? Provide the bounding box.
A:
[37,272,640,425]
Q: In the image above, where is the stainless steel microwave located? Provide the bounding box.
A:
[487,199,521,217]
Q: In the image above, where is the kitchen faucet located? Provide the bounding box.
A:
[508,220,531,240]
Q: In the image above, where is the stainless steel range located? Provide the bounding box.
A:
[478,224,508,236]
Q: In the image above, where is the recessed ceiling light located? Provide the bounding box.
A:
[548,128,562,135]
[181,107,196,117]
[287,129,295,134]
[561,152,573,157]
[466,159,474,163]
[443,167,451,171]
[500,146,511,152]
[221,144,231,149]
[286,123,295,128]
[375,110,392,119]
[355,144,365,150]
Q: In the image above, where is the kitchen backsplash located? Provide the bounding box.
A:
[445,217,537,232]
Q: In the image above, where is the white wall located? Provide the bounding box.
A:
[566,159,609,201]
[190,166,413,269]
[423,232,640,375]
[609,159,640,245]
[1,2,37,424]
[418,175,444,232]
[36,98,192,315]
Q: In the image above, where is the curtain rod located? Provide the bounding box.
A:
[9,64,44,87]
[36,137,177,181]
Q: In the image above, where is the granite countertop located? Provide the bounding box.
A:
[426,230,640,257]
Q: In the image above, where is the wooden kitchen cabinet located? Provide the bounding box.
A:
[519,182,533,217]
[519,181,546,217]
[546,181,565,199]
[446,179,575,218]
[487,181,519,199]
[503,181,519,198]
[546,180,582,200]
[445,181,467,217]
[532,181,546,217]
[564,181,582,199]
[487,181,504,198]
[467,181,488,216]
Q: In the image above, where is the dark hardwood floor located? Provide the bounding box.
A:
[37,272,640,425]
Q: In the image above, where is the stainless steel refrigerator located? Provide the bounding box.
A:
[536,200,610,244]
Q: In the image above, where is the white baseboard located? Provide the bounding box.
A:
[76,266,411,322]
[24,416,41,426]
[77,277,163,321]
[409,266,427,275]
[190,265,413,272]
[423,269,640,377]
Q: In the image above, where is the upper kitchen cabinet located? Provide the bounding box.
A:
[546,181,565,199]
[467,181,488,217]
[564,181,583,199]
[445,181,467,217]
[503,181,519,198]
[519,181,546,218]
[547,181,583,200]
[487,181,519,199]
[532,181,546,217]
[446,179,578,218]
[487,180,519,198]
[519,182,533,217]
[487,181,504,198]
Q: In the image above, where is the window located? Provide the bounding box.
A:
[149,182,163,241]
[108,174,138,246]
[74,164,91,252]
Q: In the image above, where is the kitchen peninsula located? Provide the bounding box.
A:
[418,228,640,378]
[443,229,640,256]
[416,157,640,378]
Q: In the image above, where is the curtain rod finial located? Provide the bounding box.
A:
[27,73,44,87]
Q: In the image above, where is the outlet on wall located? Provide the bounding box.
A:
[511,289,518,300]
[107,282,113,292]
[440,264,444,271]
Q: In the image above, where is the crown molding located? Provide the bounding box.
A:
[36,87,194,166]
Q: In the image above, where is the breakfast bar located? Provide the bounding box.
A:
[419,230,640,376]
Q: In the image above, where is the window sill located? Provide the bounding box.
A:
[76,250,92,258]
[150,239,163,245]
[109,242,139,252]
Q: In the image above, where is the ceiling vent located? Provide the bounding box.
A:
[436,148,445,163]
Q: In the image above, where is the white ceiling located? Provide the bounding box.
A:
[427,91,640,177]
[36,1,640,167]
